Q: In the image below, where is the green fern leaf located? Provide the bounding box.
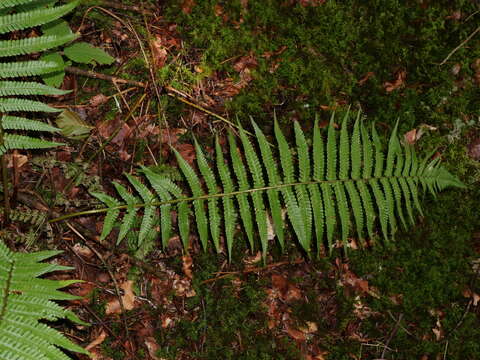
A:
[174,148,209,250]
[90,192,120,241]
[0,241,88,359]
[0,34,77,58]
[194,139,221,252]
[0,0,36,9]
[239,126,268,258]
[228,131,255,250]
[252,120,284,250]
[0,134,63,155]
[1,115,59,132]
[0,81,70,96]
[0,60,60,78]
[274,119,307,245]
[215,137,237,260]
[125,174,157,247]
[294,121,313,251]
[78,112,466,259]
[0,98,60,112]
[112,181,139,245]
[0,1,79,35]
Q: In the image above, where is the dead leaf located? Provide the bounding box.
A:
[182,254,193,279]
[85,330,107,351]
[89,93,109,107]
[144,337,164,360]
[97,119,131,146]
[285,323,306,341]
[384,70,406,92]
[150,36,168,69]
[181,0,195,14]
[451,63,461,76]
[243,251,262,265]
[404,128,417,145]
[105,280,136,315]
[173,143,196,166]
[6,153,27,168]
[233,54,257,73]
[72,242,94,258]
[358,71,375,85]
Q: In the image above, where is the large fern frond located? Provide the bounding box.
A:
[87,112,465,258]
[0,241,88,359]
[0,0,77,155]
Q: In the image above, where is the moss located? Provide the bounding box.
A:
[164,0,478,129]
[155,252,300,359]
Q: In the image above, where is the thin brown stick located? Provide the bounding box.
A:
[98,0,155,16]
[65,222,137,360]
[65,66,146,87]
[202,258,304,284]
[439,26,480,65]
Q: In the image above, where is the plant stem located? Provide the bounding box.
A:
[49,175,424,224]
[0,119,10,223]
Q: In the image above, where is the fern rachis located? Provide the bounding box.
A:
[55,111,466,260]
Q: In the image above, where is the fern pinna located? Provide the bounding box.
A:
[0,241,88,359]
[0,0,80,155]
[86,112,464,261]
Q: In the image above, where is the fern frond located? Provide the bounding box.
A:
[252,120,284,250]
[0,81,70,96]
[0,60,60,78]
[1,115,59,132]
[215,136,237,260]
[0,34,77,58]
[0,0,35,9]
[173,148,209,250]
[0,97,60,112]
[0,241,88,359]
[0,134,63,155]
[85,113,465,259]
[228,131,255,250]
[0,1,79,35]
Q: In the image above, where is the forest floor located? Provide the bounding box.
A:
[3,0,480,359]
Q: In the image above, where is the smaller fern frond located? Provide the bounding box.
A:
[0,0,36,10]
[1,115,59,132]
[173,148,209,250]
[0,34,77,58]
[0,98,61,113]
[90,192,121,242]
[83,112,466,260]
[0,81,70,96]
[0,134,63,155]
[0,1,79,35]
[0,241,88,359]
[0,60,60,78]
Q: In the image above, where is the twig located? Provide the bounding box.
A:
[65,222,137,360]
[202,258,304,284]
[65,66,146,87]
[439,26,480,65]
[379,313,403,359]
[97,0,155,16]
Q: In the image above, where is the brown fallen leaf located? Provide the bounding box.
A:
[181,0,195,14]
[285,323,306,341]
[85,329,107,351]
[358,71,375,85]
[182,254,193,279]
[384,69,406,92]
[89,93,109,107]
[105,280,136,315]
[150,36,168,69]
[144,337,164,360]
